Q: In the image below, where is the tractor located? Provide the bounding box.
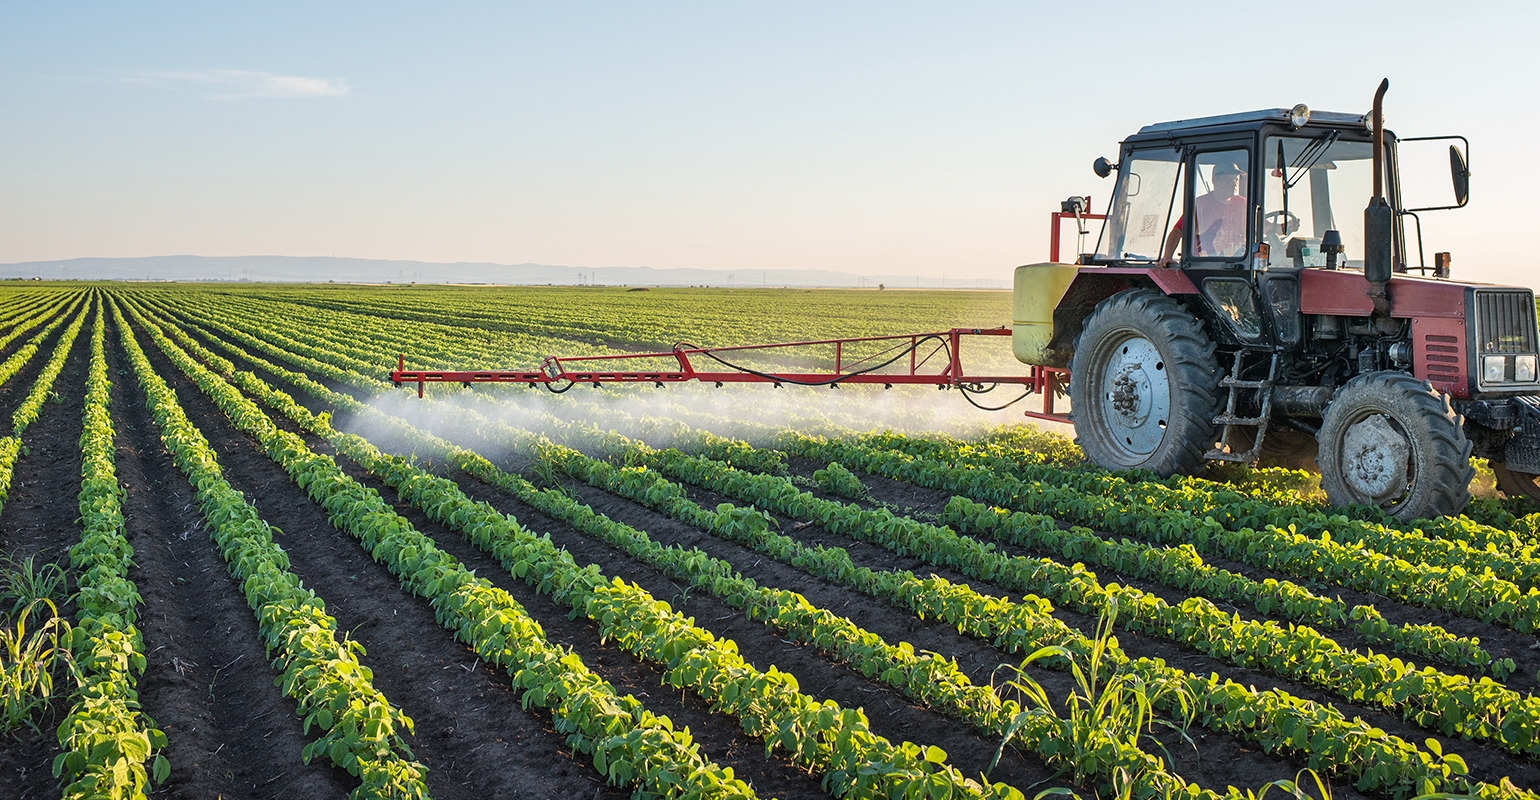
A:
[392,80,1540,521]
[1013,79,1540,520]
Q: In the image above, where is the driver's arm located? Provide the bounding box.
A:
[1159,219,1182,266]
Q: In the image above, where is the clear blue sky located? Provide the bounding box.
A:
[2,2,1535,287]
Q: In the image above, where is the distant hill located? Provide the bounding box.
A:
[0,255,1008,289]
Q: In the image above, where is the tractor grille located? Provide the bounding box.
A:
[1475,290,1539,354]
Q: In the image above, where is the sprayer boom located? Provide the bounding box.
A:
[390,327,1067,416]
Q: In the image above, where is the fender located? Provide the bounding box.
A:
[1041,267,1199,366]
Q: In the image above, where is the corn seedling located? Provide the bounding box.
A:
[0,553,68,620]
[991,599,1195,789]
[0,599,76,734]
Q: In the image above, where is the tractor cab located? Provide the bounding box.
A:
[1085,105,1456,354]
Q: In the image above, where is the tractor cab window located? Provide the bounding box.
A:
[1094,147,1183,262]
[1185,150,1251,260]
[1261,136,1375,268]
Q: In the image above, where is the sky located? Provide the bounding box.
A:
[2,2,1536,287]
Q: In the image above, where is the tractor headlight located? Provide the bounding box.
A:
[1517,354,1537,383]
[1289,104,1311,130]
[1484,355,1508,383]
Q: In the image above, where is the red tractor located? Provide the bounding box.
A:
[1014,79,1537,520]
[393,80,1539,521]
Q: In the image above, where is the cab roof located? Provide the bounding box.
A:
[1137,108,1370,135]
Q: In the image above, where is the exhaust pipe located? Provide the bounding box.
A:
[1364,79,1395,331]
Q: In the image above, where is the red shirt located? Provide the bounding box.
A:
[1173,191,1248,258]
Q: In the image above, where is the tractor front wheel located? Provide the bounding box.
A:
[1492,462,1540,506]
[1316,371,1473,521]
[1069,288,1219,476]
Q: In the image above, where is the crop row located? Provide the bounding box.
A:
[57,296,168,800]
[0,294,89,515]
[848,429,1540,595]
[0,291,79,358]
[138,292,1528,680]
[780,431,1540,638]
[543,422,1540,759]
[930,425,1540,560]
[0,292,85,392]
[146,289,1540,581]
[501,390,1504,680]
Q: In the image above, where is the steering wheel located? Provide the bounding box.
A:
[1262,210,1301,253]
[1263,210,1300,237]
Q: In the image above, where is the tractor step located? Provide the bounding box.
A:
[1205,351,1280,463]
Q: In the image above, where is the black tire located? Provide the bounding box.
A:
[1069,288,1219,476]
[1493,462,1540,506]
[1317,371,1473,521]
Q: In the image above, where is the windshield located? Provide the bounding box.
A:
[1261,135,1374,268]
[1095,147,1183,262]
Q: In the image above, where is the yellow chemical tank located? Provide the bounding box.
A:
[1012,263,1079,366]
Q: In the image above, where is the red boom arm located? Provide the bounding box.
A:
[389,327,1069,420]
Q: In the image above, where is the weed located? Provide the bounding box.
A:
[0,553,67,620]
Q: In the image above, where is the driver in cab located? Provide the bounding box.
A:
[1159,161,1248,265]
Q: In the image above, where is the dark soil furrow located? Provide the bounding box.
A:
[106,314,358,799]
[0,300,75,381]
[0,303,89,799]
[0,307,82,437]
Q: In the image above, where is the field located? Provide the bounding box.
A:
[1,283,1539,800]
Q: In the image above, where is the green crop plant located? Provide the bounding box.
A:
[55,296,170,800]
[813,462,870,500]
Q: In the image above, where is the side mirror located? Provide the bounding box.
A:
[1449,145,1469,207]
[1092,157,1116,179]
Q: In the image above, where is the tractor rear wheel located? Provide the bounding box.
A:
[1316,371,1473,521]
[1492,462,1540,506]
[1069,288,1219,476]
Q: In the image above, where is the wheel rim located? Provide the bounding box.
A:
[1338,412,1415,506]
[1097,333,1170,458]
